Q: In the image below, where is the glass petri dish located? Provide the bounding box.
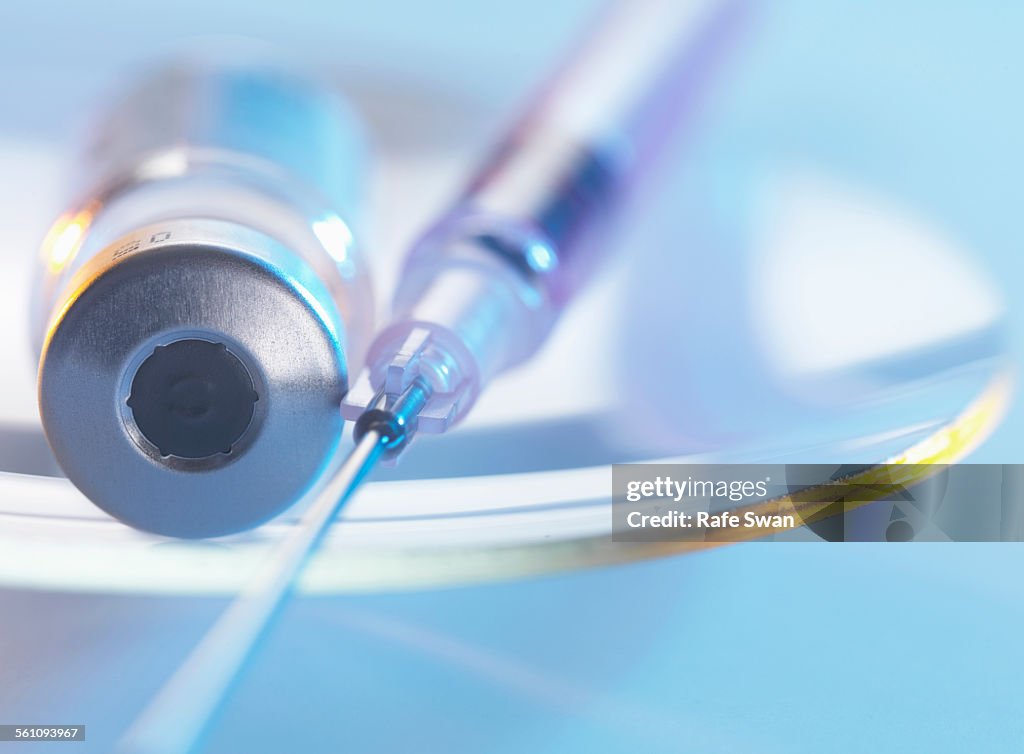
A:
[0,72,1011,596]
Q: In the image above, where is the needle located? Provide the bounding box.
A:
[118,429,387,754]
[119,0,743,747]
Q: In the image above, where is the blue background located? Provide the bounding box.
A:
[0,1,1022,752]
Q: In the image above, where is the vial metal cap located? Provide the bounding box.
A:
[39,219,349,538]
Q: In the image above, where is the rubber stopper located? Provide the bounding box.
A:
[127,339,258,459]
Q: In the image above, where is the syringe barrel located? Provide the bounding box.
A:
[373,0,744,427]
[35,52,373,537]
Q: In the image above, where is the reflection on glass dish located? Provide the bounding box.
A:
[0,346,1007,595]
